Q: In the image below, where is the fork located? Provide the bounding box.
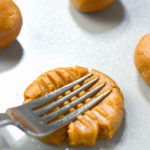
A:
[0,73,111,138]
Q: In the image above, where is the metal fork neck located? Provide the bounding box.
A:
[0,113,15,127]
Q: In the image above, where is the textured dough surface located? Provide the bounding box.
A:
[24,66,124,146]
[70,0,115,12]
[0,0,22,50]
[134,34,150,85]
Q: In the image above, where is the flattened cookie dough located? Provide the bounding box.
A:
[24,66,124,146]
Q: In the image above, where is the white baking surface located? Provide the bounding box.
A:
[0,0,150,149]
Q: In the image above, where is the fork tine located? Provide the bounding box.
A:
[44,90,111,136]
[25,73,93,109]
[41,83,105,123]
[34,77,99,116]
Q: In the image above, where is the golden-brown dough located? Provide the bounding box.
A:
[0,0,22,50]
[70,0,115,13]
[24,66,124,146]
[134,34,150,85]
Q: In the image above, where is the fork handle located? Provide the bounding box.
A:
[0,113,14,127]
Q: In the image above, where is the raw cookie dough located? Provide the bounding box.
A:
[0,0,22,50]
[24,66,124,146]
[134,34,150,85]
[70,0,115,12]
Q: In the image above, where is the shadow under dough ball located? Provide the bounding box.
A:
[71,0,115,12]
[0,0,22,50]
[134,34,150,85]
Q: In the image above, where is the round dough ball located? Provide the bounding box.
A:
[0,0,22,50]
[70,0,115,12]
[134,34,150,85]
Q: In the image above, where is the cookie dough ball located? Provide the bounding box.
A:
[0,0,22,50]
[70,0,115,12]
[134,34,150,85]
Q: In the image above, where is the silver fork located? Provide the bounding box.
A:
[0,73,111,138]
